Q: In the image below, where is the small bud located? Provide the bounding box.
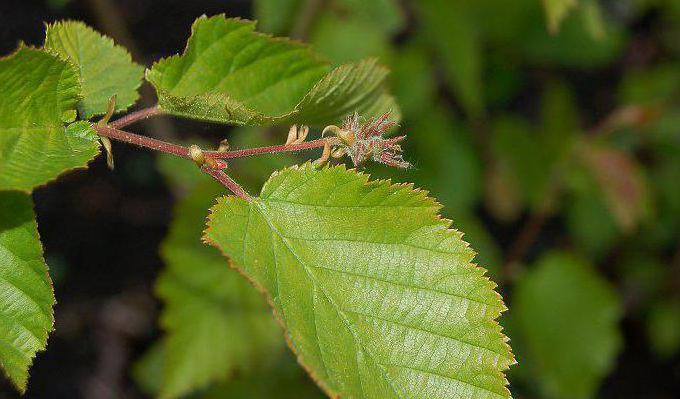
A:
[189,144,205,167]
[217,139,230,152]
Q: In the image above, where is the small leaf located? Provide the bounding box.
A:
[0,192,55,393]
[512,252,622,399]
[205,164,513,399]
[647,299,680,359]
[44,21,145,119]
[147,15,399,126]
[0,46,100,192]
[155,180,283,399]
[542,0,579,34]
[577,142,650,232]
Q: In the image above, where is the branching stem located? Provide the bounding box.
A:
[93,122,331,201]
[206,138,332,159]
[109,106,162,129]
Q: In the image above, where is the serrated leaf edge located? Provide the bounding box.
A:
[0,45,101,193]
[43,20,145,119]
[0,197,56,393]
[202,163,514,399]
[146,15,397,126]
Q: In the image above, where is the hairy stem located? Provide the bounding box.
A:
[95,125,189,158]
[201,167,251,200]
[207,138,330,159]
[109,106,162,129]
[93,124,331,200]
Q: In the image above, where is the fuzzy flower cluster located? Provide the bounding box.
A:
[331,112,411,169]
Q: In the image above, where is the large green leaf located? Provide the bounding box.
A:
[44,21,144,119]
[512,252,622,399]
[0,192,55,392]
[205,164,513,399]
[0,47,100,192]
[147,15,399,126]
[155,180,283,399]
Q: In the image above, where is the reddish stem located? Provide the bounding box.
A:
[206,138,329,159]
[109,106,162,129]
[201,167,251,201]
[95,125,190,158]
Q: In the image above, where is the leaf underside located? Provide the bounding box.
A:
[155,181,283,399]
[0,47,100,192]
[205,164,513,399]
[147,15,399,126]
[0,192,55,393]
[44,21,145,119]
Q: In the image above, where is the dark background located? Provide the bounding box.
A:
[1,0,680,398]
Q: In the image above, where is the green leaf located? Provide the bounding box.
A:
[147,15,399,126]
[155,180,283,398]
[542,0,579,34]
[205,164,513,399]
[44,21,144,119]
[512,252,622,399]
[647,299,680,359]
[0,47,100,192]
[0,192,55,393]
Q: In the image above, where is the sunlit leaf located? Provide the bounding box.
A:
[205,164,513,399]
[0,46,100,192]
[44,21,144,118]
[147,15,399,126]
[0,192,55,393]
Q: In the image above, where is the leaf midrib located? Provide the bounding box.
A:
[252,199,510,398]
[253,200,404,399]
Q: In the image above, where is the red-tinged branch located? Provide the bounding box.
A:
[109,106,163,129]
[201,166,251,200]
[206,139,329,159]
[95,125,190,158]
[92,124,332,200]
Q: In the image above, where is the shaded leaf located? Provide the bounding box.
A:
[147,15,398,126]
[647,299,680,359]
[154,179,283,398]
[512,252,622,399]
[44,21,144,118]
[418,0,484,117]
[0,47,100,192]
[205,164,513,399]
[0,192,55,393]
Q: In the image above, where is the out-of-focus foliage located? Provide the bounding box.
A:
[511,252,622,399]
[249,0,680,397]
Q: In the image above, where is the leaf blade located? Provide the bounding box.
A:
[205,164,513,399]
[0,192,55,393]
[44,21,145,119]
[155,179,284,399]
[0,47,100,192]
[147,15,399,126]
